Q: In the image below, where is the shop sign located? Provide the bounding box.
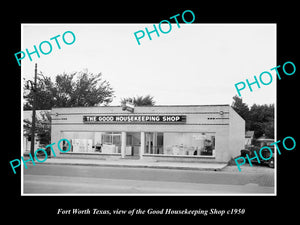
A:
[52,117,67,120]
[121,101,134,113]
[83,115,186,124]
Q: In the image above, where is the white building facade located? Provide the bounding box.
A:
[50,105,245,163]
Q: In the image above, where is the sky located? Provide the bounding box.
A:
[21,23,276,107]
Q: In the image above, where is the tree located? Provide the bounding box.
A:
[23,75,55,110]
[24,71,115,110]
[231,96,274,139]
[23,110,51,145]
[121,95,155,106]
[231,95,250,130]
[248,104,274,139]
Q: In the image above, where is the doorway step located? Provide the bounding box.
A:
[122,155,141,160]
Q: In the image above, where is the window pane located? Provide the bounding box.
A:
[145,132,215,156]
[61,131,121,154]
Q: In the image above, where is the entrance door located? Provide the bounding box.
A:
[145,132,163,154]
[126,132,141,156]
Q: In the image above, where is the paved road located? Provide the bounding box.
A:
[23,164,274,194]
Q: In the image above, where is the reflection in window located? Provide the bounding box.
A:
[144,132,215,156]
[60,131,215,156]
[145,132,164,154]
[61,131,121,154]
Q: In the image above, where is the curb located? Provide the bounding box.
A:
[30,161,228,171]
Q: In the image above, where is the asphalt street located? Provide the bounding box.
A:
[23,164,275,194]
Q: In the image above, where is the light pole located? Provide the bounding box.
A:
[30,63,37,160]
[24,64,50,158]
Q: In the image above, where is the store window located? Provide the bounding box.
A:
[101,132,121,154]
[145,132,164,154]
[144,132,215,156]
[61,131,121,154]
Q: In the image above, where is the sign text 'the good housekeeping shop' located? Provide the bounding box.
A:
[83,115,187,124]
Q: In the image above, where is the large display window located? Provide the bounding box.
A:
[61,131,215,157]
[144,132,215,156]
[61,131,121,154]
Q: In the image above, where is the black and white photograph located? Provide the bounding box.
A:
[5,4,298,221]
[20,23,276,195]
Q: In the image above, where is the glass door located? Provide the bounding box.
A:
[126,132,141,156]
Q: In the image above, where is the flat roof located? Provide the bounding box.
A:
[51,104,230,110]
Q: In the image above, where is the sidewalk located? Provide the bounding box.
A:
[36,157,228,171]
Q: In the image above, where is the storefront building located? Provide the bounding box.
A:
[51,105,245,163]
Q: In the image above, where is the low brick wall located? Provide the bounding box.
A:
[142,154,224,163]
[57,152,121,160]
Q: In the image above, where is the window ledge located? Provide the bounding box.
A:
[60,152,121,156]
[143,154,215,159]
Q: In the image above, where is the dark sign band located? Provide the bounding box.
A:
[83,115,186,124]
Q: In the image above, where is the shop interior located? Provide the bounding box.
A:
[61,131,215,156]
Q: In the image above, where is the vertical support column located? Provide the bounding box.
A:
[153,132,158,154]
[140,132,145,159]
[148,133,151,154]
[121,131,126,158]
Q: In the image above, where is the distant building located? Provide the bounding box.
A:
[245,131,255,147]
[23,110,51,152]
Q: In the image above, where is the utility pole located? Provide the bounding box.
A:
[30,63,37,160]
